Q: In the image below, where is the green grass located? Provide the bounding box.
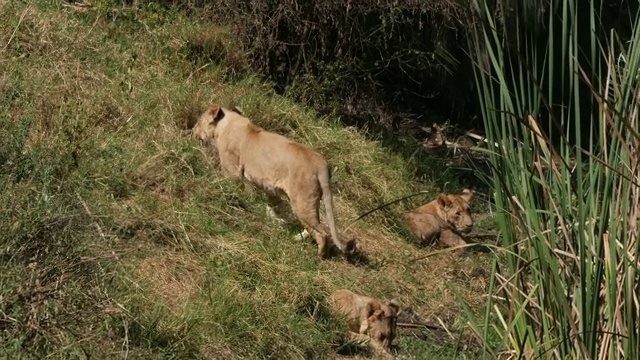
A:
[0,1,495,358]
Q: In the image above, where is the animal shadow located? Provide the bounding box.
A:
[343,248,371,267]
[322,238,371,266]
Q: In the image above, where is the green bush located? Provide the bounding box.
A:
[204,0,475,122]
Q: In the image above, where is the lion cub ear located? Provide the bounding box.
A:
[387,299,402,316]
[365,302,374,318]
[437,194,452,209]
[207,105,225,124]
[461,188,474,202]
[365,302,381,318]
[369,309,384,321]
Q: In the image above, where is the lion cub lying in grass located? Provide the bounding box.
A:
[192,105,355,258]
[403,189,474,251]
[329,289,401,354]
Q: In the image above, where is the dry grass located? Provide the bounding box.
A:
[0,1,496,359]
[137,253,206,314]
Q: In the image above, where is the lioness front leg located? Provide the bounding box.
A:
[218,152,242,178]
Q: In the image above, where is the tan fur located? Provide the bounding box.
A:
[192,105,355,257]
[329,289,401,354]
[403,189,474,250]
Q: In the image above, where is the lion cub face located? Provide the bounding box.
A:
[438,189,474,234]
[329,289,401,353]
[192,105,225,145]
[366,303,399,351]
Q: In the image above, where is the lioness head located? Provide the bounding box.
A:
[192,105,225,145]
[437,189,474,234]
[366,299,401,352]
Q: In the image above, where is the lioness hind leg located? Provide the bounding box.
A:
[289,194,329,257]
[296,224,355,254]
[312,230,331,258]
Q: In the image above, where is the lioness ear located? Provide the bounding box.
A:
[461,188,474,202]
[437,194,452,209]
[207,105,225,124]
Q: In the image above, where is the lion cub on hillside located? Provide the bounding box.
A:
[192,105,355,258]
[403,189,474,251]
[329,289,401,354]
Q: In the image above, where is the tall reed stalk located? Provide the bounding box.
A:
[468,1,640,358]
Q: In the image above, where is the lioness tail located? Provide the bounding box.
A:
[319,167,350,252]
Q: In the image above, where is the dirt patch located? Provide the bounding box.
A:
[137,253,206,314]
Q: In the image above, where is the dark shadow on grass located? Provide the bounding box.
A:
[464,233,500,254]
[342,248,372,267]
[467,243,494,254]
[321,242,372,268]
[335,342,372,357]
[335,340,401,358]
[337,112,492,195]
[286,225,374,266]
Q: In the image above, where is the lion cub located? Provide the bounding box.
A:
[329,289,401,354]
[192,105,355,257]
[403,189,474,250]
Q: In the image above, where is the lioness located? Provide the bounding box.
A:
[403,189,474,250]
[329,289,401,354]
[192,105,355,257]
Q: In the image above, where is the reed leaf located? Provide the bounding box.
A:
[468,0,640,358]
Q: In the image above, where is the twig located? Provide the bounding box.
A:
[76,192,106,241]
[465,131,499,148]
[122,318,129,360]
[436,317,455,340]
[397,322,448,332]
[188,63,212,81]
[408,243,476,263]
[344,190,433,231]
[5,5,30,51]
[465,232,499,240]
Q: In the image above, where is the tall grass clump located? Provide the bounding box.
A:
[469,0,640,358]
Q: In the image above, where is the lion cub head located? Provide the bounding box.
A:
[437,189,474,234]
[329,289,401,353]
[365,300,400,352]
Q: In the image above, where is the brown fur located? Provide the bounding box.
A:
[403,189,474,250]
[329,289,401,354]
[192,105,355,257]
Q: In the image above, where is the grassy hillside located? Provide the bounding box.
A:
[0,1,495,358]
